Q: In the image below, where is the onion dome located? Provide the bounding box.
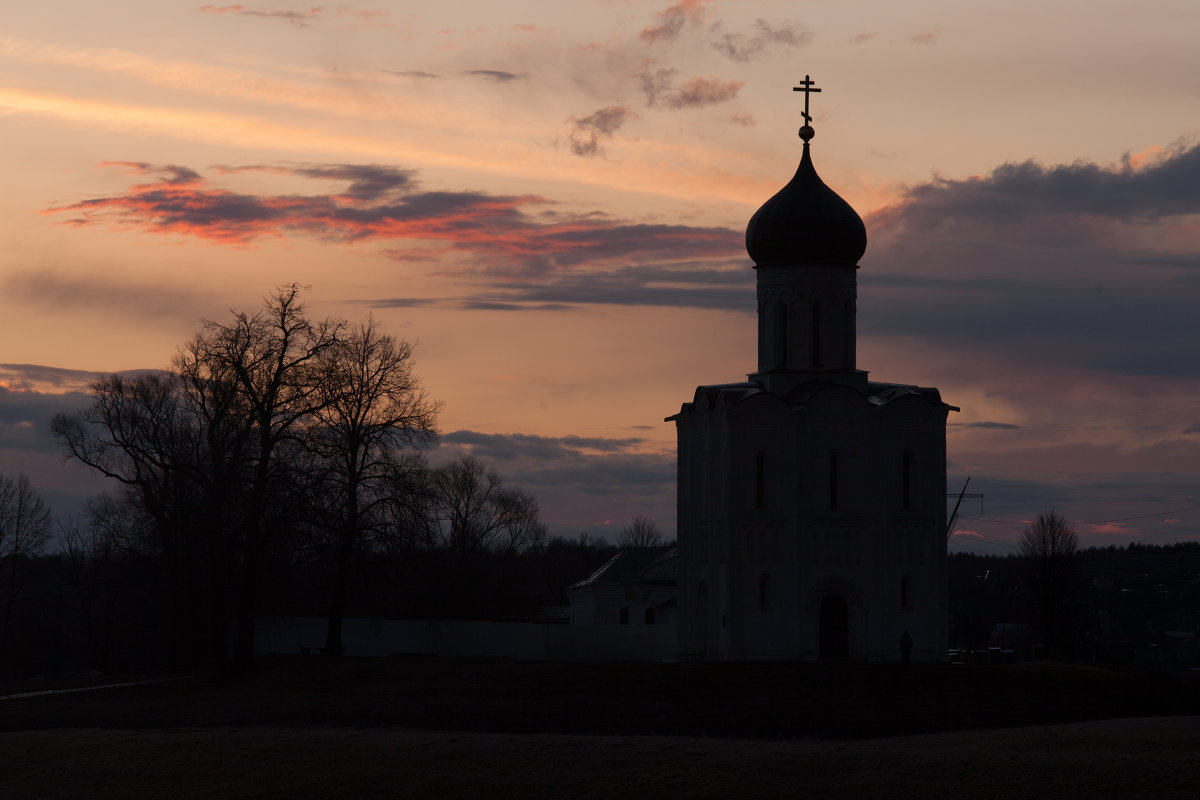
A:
[745,134,867,268]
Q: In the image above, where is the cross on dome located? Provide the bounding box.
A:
[792,75,821,141]
[792,75,821,123]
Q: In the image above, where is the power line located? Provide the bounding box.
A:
[968,504,1200,528]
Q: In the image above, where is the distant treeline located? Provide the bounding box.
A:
[950,541,1200,666]
[0,533,619,680]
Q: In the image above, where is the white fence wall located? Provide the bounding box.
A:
[256,617,679,662]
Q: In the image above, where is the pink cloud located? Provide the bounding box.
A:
[43,162,743,278]
[951,529,985,539]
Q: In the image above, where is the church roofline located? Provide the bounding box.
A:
[667,377,958,418]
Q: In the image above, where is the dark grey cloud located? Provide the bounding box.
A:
[0,386,90,454]
[858,141,1200,379]
[371,261,751,313]
[638,67,742,109]
[662,76,742,109]
[241,9,310,26]
[467,263,751,311]
[434,430,675,499]
[1123,253,1200,270]
[359,297,441,309]
[443,430,648,455]
[464,70,522,83]
[710,19,812,62]
[384,70,440,79]
[458,301,572,312]
[961,421,1021,430]
[567,106,633,157]
[3,271,217,323]
[285,164,416,200]
[875,141,1200,232]
[1,364,101,392]
[638,67,678,107]
[860,271,1200,378]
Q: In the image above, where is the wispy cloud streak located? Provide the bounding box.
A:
[198,5,387,28]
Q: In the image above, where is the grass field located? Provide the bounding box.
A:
[3,657,1199,798]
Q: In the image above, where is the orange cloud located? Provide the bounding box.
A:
[43,162,744,279]
[1122,145,1169,172]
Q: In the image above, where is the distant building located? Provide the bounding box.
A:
[566,546,678,628]
[668,79,956,661]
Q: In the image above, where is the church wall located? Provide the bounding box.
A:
[676,403,735,659]
[676,384,950,662]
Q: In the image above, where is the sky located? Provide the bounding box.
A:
[2,0,1200,554]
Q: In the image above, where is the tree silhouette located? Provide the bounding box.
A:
[306,318,439,655]
[55,285,348,669]
[0,473,52,670]
[177,285,346,668]
[617,515,663,548]
[1019,509,1080,656]
[51,371,224,669]
[430,455,544,554]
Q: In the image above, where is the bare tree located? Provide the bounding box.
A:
[56,286,349,669]
[493,490,547,556]
[0,473,52,666]
[51,372,224,669]
[617,515,663,548]
[430,455,544,554]
[306,318,439,655]
[176,284,347,667]
[1019,509,1080,655]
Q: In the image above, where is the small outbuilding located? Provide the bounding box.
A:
[567,546,678,628]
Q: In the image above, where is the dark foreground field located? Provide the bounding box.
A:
[3,657,1199,798]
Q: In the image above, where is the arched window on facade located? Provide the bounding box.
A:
[902,448,913,511]
[829,449,840,511]
[755,450,766,510]
[901,574,913,611]
[619,607,629,625]
[811,301,823,367]
[774,300,788,367]
[645,607,656,626]
[759,574,771,610]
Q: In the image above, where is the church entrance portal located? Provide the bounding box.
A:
[819,594,849,660]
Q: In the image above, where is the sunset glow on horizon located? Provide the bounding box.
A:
[4,0,1200,553]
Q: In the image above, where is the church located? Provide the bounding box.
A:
[668,78,956,662]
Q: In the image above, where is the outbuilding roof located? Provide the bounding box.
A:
[568,546,677,590]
